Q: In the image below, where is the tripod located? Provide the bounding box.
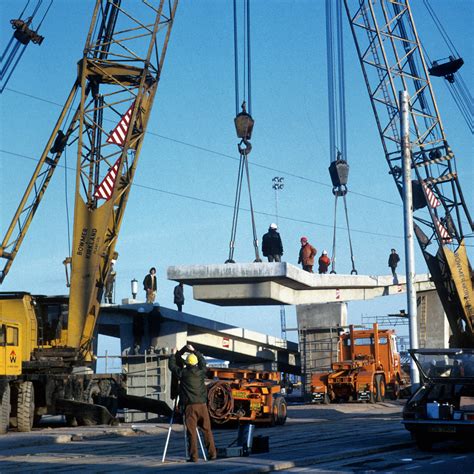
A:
[162,396,208,463]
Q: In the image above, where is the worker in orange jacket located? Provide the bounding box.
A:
[318,250,331,274]
[298,236,317,273]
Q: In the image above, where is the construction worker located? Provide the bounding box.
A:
[318,250,331,274]
[262,223,284,262]
[388,249,400,278]
[104,260,117,303]
[168,344,217,462]
[298,237,317,273]
[143,267,157,303]
[174,282,185,312]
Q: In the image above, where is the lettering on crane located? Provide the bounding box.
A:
[76,228,98,259]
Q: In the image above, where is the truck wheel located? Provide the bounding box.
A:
[368,390,376,404]
[277,397,287,425]
[17,381,35,432]
[389,381,400,400]
[375,375,386,402]
[0,384,11,434]
[414,433,433,451]
[368,379,376,404]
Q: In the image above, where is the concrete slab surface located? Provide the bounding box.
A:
[2,402,471,472]
[0,402,411,472]
[167,263,435,306]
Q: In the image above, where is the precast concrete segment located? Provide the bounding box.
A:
[167,263,435,306]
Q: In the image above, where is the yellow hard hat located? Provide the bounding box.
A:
[186,353,198,366]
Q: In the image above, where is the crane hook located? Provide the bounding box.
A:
[238,138,252,156]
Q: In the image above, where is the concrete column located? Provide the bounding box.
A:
[417,290,449,348]
[296,303,347,397]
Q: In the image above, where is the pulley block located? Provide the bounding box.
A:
[328,159,349,187]
[234,102,254,140]
[429,56,464,83]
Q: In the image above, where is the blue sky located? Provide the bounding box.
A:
[1,0,472,347]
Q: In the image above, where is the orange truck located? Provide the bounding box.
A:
[311,324,408,403]
[206,368,287,426]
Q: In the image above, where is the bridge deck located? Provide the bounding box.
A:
[167,262,434,306]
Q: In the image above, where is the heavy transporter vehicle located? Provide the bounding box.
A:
[311,324,409,403]
[207,368,287,426]
[0,0,178,433]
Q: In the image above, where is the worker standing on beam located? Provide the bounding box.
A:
[143,267,158,303]
[262,223,284,262]
[169,344,217,463]
[388,249,400,280]
[104,260,117,303]
[318,250,331,274]
[173,282,185,312]
[298,237,317,273]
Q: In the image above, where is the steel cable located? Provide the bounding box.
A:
[207,381,234,424]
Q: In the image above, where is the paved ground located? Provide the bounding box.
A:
[0,401,472,472]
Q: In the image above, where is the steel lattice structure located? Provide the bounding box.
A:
[1,0,178,357]
[344,0,473,346]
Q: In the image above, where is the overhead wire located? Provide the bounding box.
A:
[4,86,405,208]
[0,148,410,241]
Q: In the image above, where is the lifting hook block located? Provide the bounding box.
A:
[238,139,252,156]
[332,185,347,197]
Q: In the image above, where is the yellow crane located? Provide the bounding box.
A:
[0,0,178,434]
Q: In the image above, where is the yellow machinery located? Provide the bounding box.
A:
[0,0,178,433]
[207,368,287,426]
[344,0,473,347]
[311,324,410,404]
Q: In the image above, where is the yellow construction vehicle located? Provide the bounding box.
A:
[0,0,178,433]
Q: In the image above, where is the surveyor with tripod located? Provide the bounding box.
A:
[168,344,217,462]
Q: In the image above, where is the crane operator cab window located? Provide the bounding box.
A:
[37,302,68,345]
[0,323,21,375]
[0,324,18,346]
[6,325,19,346]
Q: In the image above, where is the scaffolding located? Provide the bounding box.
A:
[96,351,169,423]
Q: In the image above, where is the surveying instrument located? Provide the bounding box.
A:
[161,395,209,462]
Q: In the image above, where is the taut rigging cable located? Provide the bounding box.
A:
[326,0,357,275]
[226,0,261,263]
[0,0,53,94]
[422,0,472,133]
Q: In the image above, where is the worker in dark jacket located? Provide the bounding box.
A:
[174,282,185,312]
[143,267,157,303]
[262,223,283,262]
[318,250,331,274]
[169,344,217,462]
[388,249,400,278]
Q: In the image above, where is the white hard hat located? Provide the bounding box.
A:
[270,223,278,229]
[322,250,328,255]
